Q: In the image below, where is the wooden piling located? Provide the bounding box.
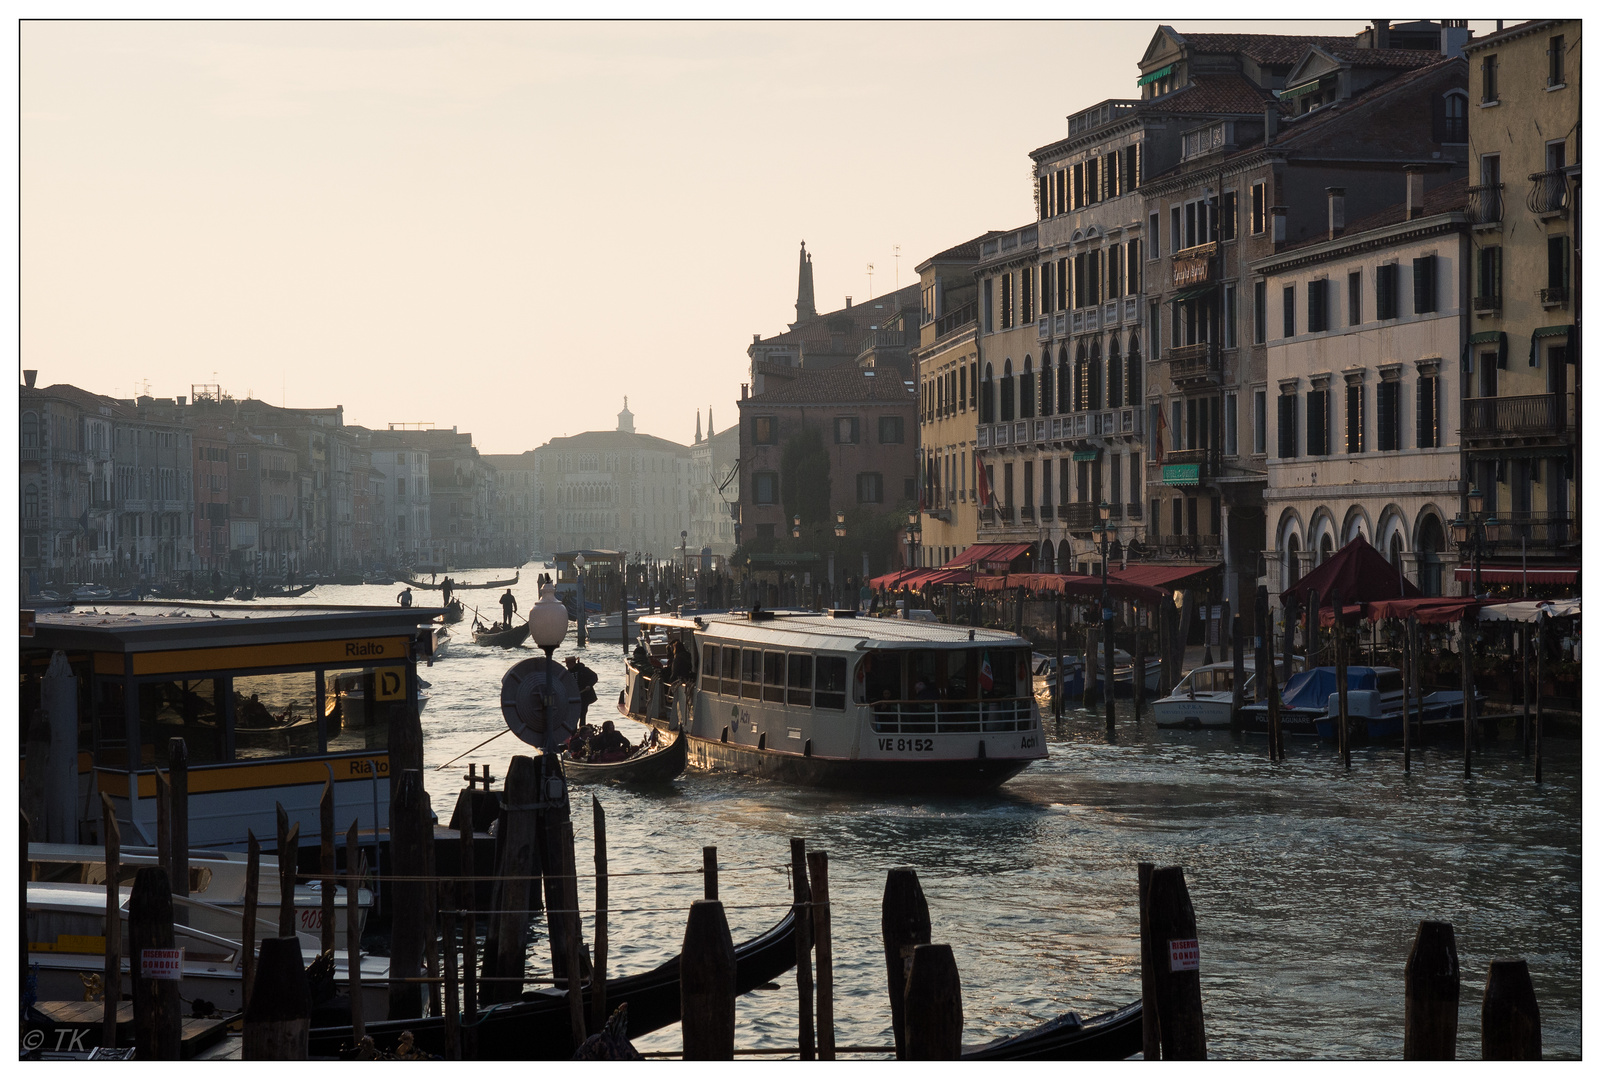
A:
[1534,614,1545,784]
[345,824,364,1044]
[1104,599,1117,732]
[457,818,474,1057]
[1133,621,1147,722]
[319,776,336,957]
[680,899,736,1060]
[275,803,298,938]
[481,754,538,1007]
[807,850,835,1060]
[1332,589,1350,767]
[1482,959,1541,1060]
[790,837,816,1060]
[1460,615,1474,778]
[1401,617,1413,773]
[100,793,121,1049]
[1265,641,1283,763]
[1146,865,1206,1059]
[129,866,181,1059]
[242,831,260,1012]
[168,739,189,906]
[903,943,962,1060]
[1230,615,1246,728]
[702,844,718,900]
[443,888,460,1060]
[155,770,170,876]
[1404,920,1459,1059]
[1137,862,1160,1059]
[880,867,930,1059]
[561,819,587,1049]
[1305,588,1320,668]
[1054,600,1066,721]
[590,797,610,1033]
[1520,627,1531,758]
[388,770,427,1020]
[1083,624,1099,710]
[242,937,311,1060]
[1254,586,1270,703]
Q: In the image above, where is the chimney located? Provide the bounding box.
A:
[741,383,749,400]
[1404,164,1426,220]
[845,296,853,308]
[23,369,37,388]
[1271,205,1288,248]
[176,396,186,406]
[1372,19,1390,50]
[1326,187,1346,239]
[752,333,761,344]
[1263,104,1278,142]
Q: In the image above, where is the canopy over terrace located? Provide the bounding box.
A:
[1282,535,1420,607]
[970,573,1167,603]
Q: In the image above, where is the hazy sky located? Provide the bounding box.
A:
[23,18,1472,454]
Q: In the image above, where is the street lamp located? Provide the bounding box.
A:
[791,515,801,540]
[529,580,570,749]
[1093,500,1116,730]
[573,552,587,645]
[1450,486,1500,596]
[834,510,847,539]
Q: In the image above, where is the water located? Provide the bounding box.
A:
[275,572,1580,1058]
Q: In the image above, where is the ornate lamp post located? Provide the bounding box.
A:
[573,552,587,645]
[1450,486,1500,596]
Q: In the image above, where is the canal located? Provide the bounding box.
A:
[297,576,1581,1058]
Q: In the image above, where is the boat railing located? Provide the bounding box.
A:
[869,697,1035,734]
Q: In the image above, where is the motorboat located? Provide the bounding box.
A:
[1033,650,1160,707]
[1237,666,1480,741]
[619,611,1045,794]
[1151,661,1255,729]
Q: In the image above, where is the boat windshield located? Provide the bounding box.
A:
[855,647,1030,702]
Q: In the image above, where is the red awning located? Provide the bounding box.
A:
[1316,603,1368,627]
[1109,563,1218,590]
[1454,567,1579,585]
[944,542,1033,569]
[896,568,975,590]
[971,572,1166,601]
[1365,597,1486,624]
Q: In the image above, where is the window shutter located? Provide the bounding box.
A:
[1413,255,1436,313]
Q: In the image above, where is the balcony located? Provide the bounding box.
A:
[934,300,977,339]
[977,424,992,448]
[1061,502,1102,530]
[1462,393,1575,443]
[1527,170,1570,217]
[1038,318,1052,342]
[1472,294,1502,315]
[857,327,907,356]
[1167,342,1217,384]
[1541,287,1570,308]
[1020,506,1036,524]
[1466,183,1503,227]
[1038,505,1055,521]
[1147,533,1222,555]
[978,507,996,524]
[1494,512,1578,550]
[1125,502,1143,519]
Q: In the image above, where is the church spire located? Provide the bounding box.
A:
[695,409,702,443]
[795,240,816,324]
[616,397,634,434]
[707,407,714,438]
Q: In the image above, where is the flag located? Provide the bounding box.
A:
[974,451,994,508]
[979,651,994,691]
[1154,404,1168,465]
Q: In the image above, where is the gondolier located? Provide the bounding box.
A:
[565,655,599,720]
[441,576,454,606]
[500,587,518,626]
[397,586,413,608]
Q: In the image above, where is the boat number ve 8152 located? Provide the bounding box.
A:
[878,738,934,752]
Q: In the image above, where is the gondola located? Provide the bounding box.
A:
[258,583,316,598]
[473,620,531,648]
[962,999,1144,1060]
[562,729,688,785]
[441,598,465,624]
[398,570,519,591]
[306,909,798,1059]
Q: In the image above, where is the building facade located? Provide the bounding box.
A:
[19,378,120,589]
[688,411,740,559]
[1460,19,1580,591]
[484,451,540,564]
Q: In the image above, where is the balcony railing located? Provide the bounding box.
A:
[977,425,991,448]
[1146,533,1222,552]
[1038,505,1055,521]
[870,698,1034,735]
[1466,183,1504,226]
[1020,506,1036,524]
[1494,512,1578,548]
[1167,342,1216,382]
[1062,503,1102,530]
[935,300,977,338]
[1473,294,1502,314]
[978,507,997,525]
[1462,393,1574,440]
[1038,318,1052,342]
[1541,287,1570,307]
[857,327,907,355]
[1527,170,1570,216]
[1125,502,1143,519]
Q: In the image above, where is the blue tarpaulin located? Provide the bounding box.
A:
[1280,667,1380,710]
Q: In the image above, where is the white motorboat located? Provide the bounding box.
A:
[1151,661,1256,729]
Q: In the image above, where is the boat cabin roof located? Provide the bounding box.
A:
[636,611,1030,652]
[23,604,446,654]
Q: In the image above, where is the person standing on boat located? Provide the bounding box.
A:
[500,587,518,628]
[669,639,695,685]
[397,586,413,608]
[565,656,599,720]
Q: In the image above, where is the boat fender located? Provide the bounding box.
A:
[977,740,986,760]
[803,739,812,757]
[758,732,767,751]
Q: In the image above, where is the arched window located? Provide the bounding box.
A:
[1040,539,1055,573]
[1020,357,1036,419]
[981,363,995,423]
[1318,531,1334,566]
[1416,514,1445,597]
[1108,338,1124,409]
[1286,535,1302,588]
[1440,90,1467,143]
[1089,339,1104,411]
[1126,335,1143,406]
[1074,343,1089,412]
[1000,359,1015,422]
[21,411,38,453]
[23,483,38,519]
[1057,348,1071,413]
[1040,360,1054,417]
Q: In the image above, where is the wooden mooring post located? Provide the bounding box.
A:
[1054,599,1065,722]
[560,819,587,1050]
[481,754,538,1007]
[1133,619,1147,722]
[1460,615,1475,778]
[1403,920,1459,1059]
[1534,613,1546,784]
[591,796,610,1034]
[1083,624,1099,711]
[1332,588,1350,768]
[1146,865,1206,1059]
[274,803,299,939]
[904,943,962,1060]
[388,770,428,1020]
[242,831,260,1012]
[702,844,718,900]
[880,867,931,1059]
[1137,862,1160,1059]
[442,888,460,1060]
[319,776,336,957]
[1230,615,1246,730]
[790,837,815,1060]
[680,900,736,1060]
[807,850,835,1060]
[1401,616,1413,773]
[1482,959,1541,1059]
[168,739,189,908]
[345,823,364,1044]
[456,815,474,1057]
[243,937,311,1060]
[129,866,181,1059]
[100,794,122,1049]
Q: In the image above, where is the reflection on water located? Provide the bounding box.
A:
[255,576,1578,1059]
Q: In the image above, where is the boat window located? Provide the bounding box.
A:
[93,678,132,768]
[232,672,322,760]
[1191,670,1212,693]
[701,644,719,691]
[944,650,975,699]
[763,652,786,703]
[787,654,813,708]
[721,646,740,696]
[740,649,762,700]
[855,650,902,703]
[815,657,847,711]
[1377,670,1403,694]
[323,669,390,755]
[979,648,1028,698]
[139,679,225,766]
[907,650,941,699]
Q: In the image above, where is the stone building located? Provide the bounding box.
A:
[190,419,232,575]
[361,429,432,566]
[535,400,692,558]
[19,376,120,589]
[688,409,740,559]
[1254,177,1470,603]
[484,451,540,565]
[1459,19,1580,592]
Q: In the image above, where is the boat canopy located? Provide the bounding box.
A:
[1279,667,1380,710]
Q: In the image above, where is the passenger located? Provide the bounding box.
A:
[913,679,941,701]
[632,639,651,669]
[588,720,633,763]
[240,693,274,728]
[669,640,695,684]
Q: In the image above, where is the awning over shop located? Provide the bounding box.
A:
[944,542,1033,569]
[1162,463,1200,486]
[1279,78,1328,100]
[1479,597,1581,622]
[1108,563,1217,590]
[1364,597,1484,624]
[1137,63,1174,87]
[971,572,1166,602]
[1454,567,1578,585]
[889,567,975,590]
[1169,285,1216,304]
[1071,449,1101,461]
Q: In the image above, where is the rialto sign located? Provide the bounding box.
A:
[1173,256,1212,288]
